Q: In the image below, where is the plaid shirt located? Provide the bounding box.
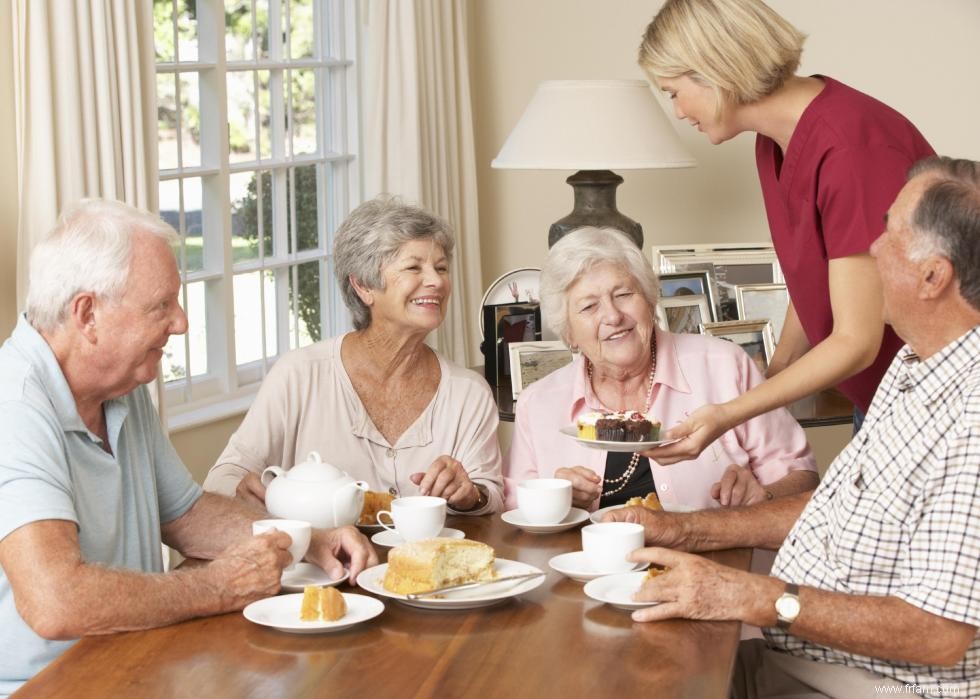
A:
[766,326,980,698]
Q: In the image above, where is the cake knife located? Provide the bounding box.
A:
[405,572,545,599]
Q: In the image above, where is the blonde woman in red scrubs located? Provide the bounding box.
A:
[638,0,934,469]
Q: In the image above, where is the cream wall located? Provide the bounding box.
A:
[471,0,980,467]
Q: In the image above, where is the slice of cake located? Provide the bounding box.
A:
[644,565,669,581]
[359,490,395,525]
[382,538,496,595]
[625,491,662,511]
[300,585,346,621]
[576,411,603,441]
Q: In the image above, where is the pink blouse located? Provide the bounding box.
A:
[504,328,816,511]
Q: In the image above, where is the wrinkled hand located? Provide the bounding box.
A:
[710,464,768,507]
[628,547,754,623]
[410,456,480,510]
[306,525,378,584]
[235,473,267,508]
[601,506,688,550]
[640,404,733,465]
[207,531,292,611]
[554,466,601,508]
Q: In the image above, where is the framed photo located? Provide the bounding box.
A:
[735,283,789,343]
[481,302,542,387]
[507,341,573,399]
[658,271,717,319]
[653,243,782,321]
[702,319,776,375]
[659,294,712,335]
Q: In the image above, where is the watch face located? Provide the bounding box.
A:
[776,594,801,619]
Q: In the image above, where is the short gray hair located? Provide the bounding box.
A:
[905,156,980,310]
[540,227,660,344]
[26,199,179,332]
[333,195,455,330]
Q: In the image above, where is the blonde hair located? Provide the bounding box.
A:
[638,0,805,116]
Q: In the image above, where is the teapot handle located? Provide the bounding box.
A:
[333,479,370,527]
[260,465,287,488]
[307,451,323,463]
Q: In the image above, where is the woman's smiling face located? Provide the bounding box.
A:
[564,262,655,372]
[658,74,740,145]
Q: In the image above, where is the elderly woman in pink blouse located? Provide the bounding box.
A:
[504,227,817,512]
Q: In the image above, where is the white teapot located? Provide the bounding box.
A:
[261,451,369,528]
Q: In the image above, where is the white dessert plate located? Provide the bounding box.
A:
[357,559,546,610]
[500,507,589,534]
[243,592,384,633]
[370,527,465,548]
[559,425,678,452]
[584,572,660,610]
[549,551,649,583]
[281,562,349,592]
[590,502,697,524]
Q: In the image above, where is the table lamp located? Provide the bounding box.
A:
[491,80,695,248]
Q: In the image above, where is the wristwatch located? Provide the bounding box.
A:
[775,582,801,630]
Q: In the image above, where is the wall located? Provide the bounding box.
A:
[471,0,980,468]
[0,2,18,339]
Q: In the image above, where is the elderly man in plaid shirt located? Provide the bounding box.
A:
[608,156,980,698]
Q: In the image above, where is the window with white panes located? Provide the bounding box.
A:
[154,0,358,426]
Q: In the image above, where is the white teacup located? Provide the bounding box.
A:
[252,518,312,570]
[581,522,645,574]
[517,478,573,524]
[377,495,447,542]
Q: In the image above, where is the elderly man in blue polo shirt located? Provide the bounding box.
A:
[608,156,980,698]
[0,200,377,695]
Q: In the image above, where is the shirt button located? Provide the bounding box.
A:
[386,448,395,458]
[659,484,670,492]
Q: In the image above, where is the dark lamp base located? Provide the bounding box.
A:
[547,169,643,248]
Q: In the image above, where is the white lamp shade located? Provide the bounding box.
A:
[491,80,696,171]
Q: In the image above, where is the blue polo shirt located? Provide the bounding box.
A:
[0,316,202,696]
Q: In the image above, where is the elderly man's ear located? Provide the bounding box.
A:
[69,293,100,342]
[920,257,955,300]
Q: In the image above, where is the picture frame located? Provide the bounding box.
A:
[653,243,783,322]
[658,271,717,319]
[659,294,712,335]
[702,319,777,375]
[507,341,573,399]
[481,302,542,387]
[735,283,789,343]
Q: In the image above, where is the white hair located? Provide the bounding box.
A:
[26,199,179,332]
[540,227,660,344]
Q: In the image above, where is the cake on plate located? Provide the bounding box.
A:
[300,585,346,621]
[382,538,496,595]
[625,491,662,511]
[576,411,661,442]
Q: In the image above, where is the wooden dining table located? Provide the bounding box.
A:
[17,515,751,698]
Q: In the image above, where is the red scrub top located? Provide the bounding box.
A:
[755,76,935,413]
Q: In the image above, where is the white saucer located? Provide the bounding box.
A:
[500,507,589,534]
[370,527,465,548]
[584,571,660,610]
[559,425,679,452]
[548,551,648,583]
[243,592,384,633]
[281,562,349,592]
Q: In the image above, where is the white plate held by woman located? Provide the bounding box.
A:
[370,527,465,548]
[243,592,384,633]
[280,562,349,592]
[559,426,678,452]
[549,551,648,583]
[500,507,589,534]
[590,502,698,524]
[584,572,660,611]
[357,559,545,610]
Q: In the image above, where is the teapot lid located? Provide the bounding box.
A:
[285,451,346,482]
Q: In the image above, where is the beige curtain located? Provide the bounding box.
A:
[362,0,483,367]
[12,0,160,400]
